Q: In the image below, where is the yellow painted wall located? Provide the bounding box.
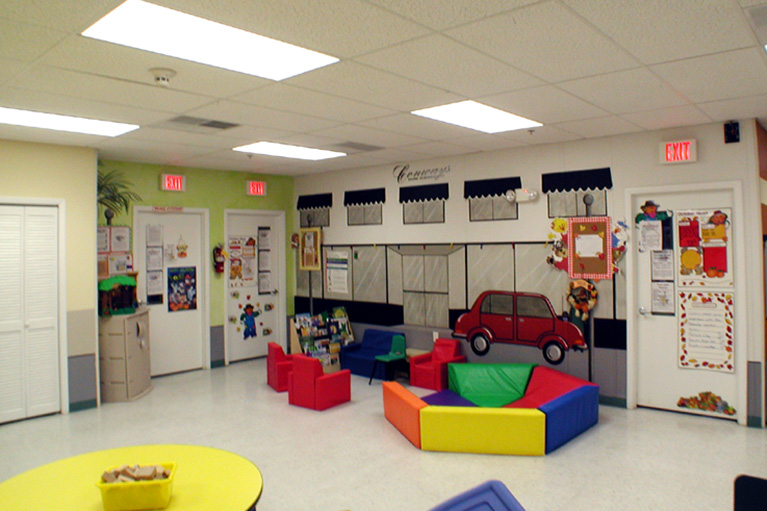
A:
[0,139,97,313]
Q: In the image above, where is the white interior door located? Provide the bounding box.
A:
[628,183,744,422]
[225,210,285,363]
[0,205,60,423]
[134,208,209,376]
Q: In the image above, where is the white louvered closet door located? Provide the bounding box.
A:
[0,205,60,423]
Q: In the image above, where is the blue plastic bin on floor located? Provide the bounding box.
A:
[429,480,525,511]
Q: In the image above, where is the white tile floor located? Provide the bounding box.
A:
[1,359,766,511]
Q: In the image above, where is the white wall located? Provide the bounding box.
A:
[294,120,765,364]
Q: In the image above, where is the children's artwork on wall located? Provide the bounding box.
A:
[299,227,321,271]
[167,267,197,312]
[228,236,257,286]
[636,200,672,252]
[677,391,735,416]
[678,291,734,372]
[567,216,612,281]
[675,209,732,287]
[239,302,262,339]
[545,218,569,271]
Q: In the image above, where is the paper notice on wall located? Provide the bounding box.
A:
[325,251,349,295]
[651,281,675,314]
[678,291,734,372]
[638,220,663,252]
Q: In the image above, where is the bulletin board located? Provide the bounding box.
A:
[567,216,612,280]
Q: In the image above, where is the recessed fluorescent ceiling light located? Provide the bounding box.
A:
[233,142,346,161]
[0,107,138,137]
[411,100,542,133]
[82,0,338,81]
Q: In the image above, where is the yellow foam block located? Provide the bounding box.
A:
[420,406,546,456]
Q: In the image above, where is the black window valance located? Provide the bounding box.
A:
[541,167,612,193]
[464,177,522,199]
[344,188,385,206]
[399,183,449,204]
[297,193,333,210]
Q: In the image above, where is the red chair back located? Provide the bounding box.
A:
[432,339,460,362]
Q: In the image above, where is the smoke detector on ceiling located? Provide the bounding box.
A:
[149,68,176,87]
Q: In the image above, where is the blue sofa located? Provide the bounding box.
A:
[341,329,405,380]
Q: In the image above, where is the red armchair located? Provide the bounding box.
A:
[409,338,467,391]
[288,355,351,410]
[267,342,294,392]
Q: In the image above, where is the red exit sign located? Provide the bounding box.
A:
[660,139,697,164]
[161,174,186,191]
[247,181,267,196]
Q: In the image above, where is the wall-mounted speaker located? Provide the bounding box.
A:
[724,121,740,144]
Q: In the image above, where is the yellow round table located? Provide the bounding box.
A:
[0,444,262,511]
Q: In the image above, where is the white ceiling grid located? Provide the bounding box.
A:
[0,0,766,175]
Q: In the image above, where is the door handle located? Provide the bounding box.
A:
[638,307,648,315]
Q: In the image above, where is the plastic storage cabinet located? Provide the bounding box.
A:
[99,309,152,402]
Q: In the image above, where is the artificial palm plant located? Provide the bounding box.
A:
[97,166,142,225]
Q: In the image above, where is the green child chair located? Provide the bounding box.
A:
[369,334,406,385]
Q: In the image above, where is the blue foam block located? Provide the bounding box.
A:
[429,480,525,511]
[539,384,599,454]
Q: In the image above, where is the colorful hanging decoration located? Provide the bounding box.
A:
[567,280,598,322]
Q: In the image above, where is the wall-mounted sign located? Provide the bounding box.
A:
[161,174,186,191]
[660,139,697,164]
[393,163,451,184]
[247,181,267,196]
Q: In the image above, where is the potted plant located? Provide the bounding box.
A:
[97,165,142,225]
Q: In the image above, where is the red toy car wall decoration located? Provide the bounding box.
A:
[452,290,587,365]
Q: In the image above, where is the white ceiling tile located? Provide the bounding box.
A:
[651,48,767,103]
[497,124,585,145]
[563,0,756,64]
[363,147,434,163]
[186,101,339,133]
[0,19,68,62]
[0,59,27,86]
[358,113,478,141]
[157,0,430,59]
[355,34,542,97]
[310,124,428,149]
[446,1,639,82]
[121,126,244,150]
[232,84,397,123]
[621,105,713,130]
[550,116,643,139]
[698,94,767,121]
[442,134,528,152]
[209,125,294,144]
[0,123,110,147]
[37,36,272,98]
[95,136,218,165]
[7,65,213,113]
[285,61,462,112]
[397,141,480,157]
[558,68,690,114]
[0,86,170,125]
[482,85,608,124]
[365,0,538,30]
[0,0,118,30]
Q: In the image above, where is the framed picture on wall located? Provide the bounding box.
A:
[299,227,321,271]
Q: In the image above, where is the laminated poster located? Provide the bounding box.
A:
[325,250,349,294]
[168,267,197,312]
[678,291,734,372]
[675,209,732,288]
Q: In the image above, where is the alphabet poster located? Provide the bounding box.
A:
[678,291,734,372]
[675,209,732,288]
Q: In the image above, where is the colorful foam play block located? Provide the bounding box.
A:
[429,480,526,511]
[448,363,536,407]
[420,405,545,455]
[505,366,595,409]
[539,385,599,454]
[382,381,427,449]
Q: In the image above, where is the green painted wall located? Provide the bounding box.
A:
[99,160,295,324]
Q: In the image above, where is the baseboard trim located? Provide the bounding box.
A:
[211,359,225,368]
[747,415,764,428]
[599,396,627,408]
[69,399,98,412]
